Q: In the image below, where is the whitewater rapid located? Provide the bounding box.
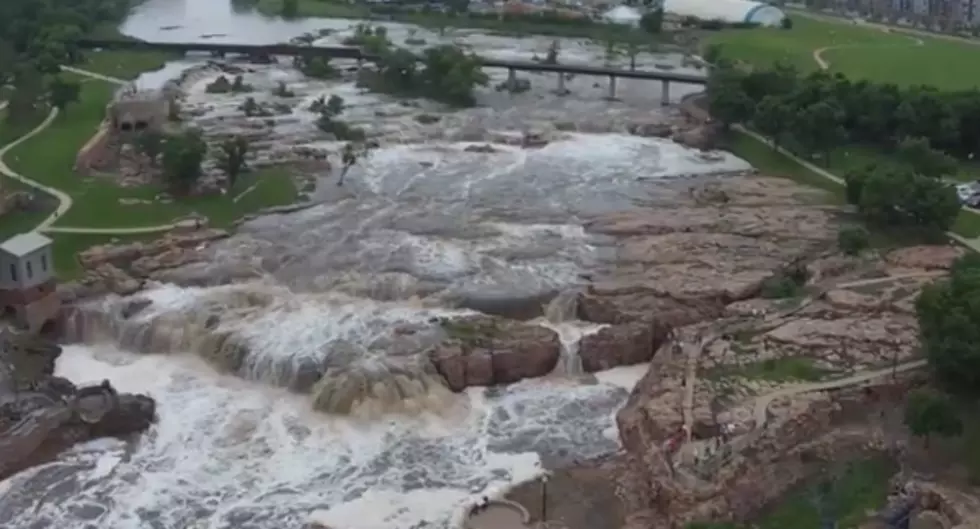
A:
[0,2,756,525]
[0,338,646,529]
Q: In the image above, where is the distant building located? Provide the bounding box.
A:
[663,0,787,26]
[602,5,643,25]
[0,232,60,334]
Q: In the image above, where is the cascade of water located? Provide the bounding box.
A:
[64,282,472,416]
[535,290,607,376]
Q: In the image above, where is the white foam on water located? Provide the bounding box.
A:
[594,364,652,391]
[0,342,634,529]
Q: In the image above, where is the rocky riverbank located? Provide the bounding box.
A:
[511,237,978,529]
[0,333,156,482]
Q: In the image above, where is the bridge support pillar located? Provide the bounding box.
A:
[606,75,617,101]
[661,80,671,107]
[507,68,517,92]
[555,72,568,96]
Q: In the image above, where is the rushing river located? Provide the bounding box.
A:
[0,2,752,527]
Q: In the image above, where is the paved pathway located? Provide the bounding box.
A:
[811,35,923,70]
[60,66,128,85]
[0,66,179,236]
[0,108,73,230]
[750,359,927,427]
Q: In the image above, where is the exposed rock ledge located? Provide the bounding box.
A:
[0,333,156,481]
[58,175,843,392]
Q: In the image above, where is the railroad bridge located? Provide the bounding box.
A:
[76,38,707,105]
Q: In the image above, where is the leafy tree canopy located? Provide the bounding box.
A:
[916,255,980,397]
[903,388,963,442]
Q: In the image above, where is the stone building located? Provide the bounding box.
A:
[109,86,171,135]
[0,232,60,333]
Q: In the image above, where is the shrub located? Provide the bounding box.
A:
[837,225,870,256]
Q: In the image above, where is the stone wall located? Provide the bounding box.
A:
[73,123,113,176]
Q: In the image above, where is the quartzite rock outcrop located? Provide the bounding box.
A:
[0,333,156,481]
[578,177,837,328]
[428,316,561,391]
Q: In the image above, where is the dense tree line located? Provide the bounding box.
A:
[707,61,980,166]
[706,61,969,233]
[0,0,134,125]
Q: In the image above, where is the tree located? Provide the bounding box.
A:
[161,130,208,195]
[896,136,957,178]
[793,99,846,164]
[47,76,80,114]
[281,0,299,17]
[603,38,618,67]
[855,165,959,232]
[903,388,962,447]
[6,67,44,125]
[625,42,639,71]
[217,136,249,191]
[701,44,722,66]
[135,130,165,166]
[916,255,980,396]
[326,95,345,116]
[753,95,793,150]
[639,9,664,34]
[705,65,751,129]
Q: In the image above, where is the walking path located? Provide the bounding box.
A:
[750,359,926,427]
[0,66,180,236]
[811,34,924,70]
[679,271,939,449]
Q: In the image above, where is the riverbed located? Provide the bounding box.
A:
[0,1,752,527]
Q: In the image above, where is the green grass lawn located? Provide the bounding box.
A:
[78,49,178,80]
[707,16,980,90]
[708,357,832,383]
[687,457,896,529]
[5,79,299,231]
[705,16,910,72]
[0,107,58,241]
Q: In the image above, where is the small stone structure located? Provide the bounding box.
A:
[110,85,170,134]
[74,85,172,176]
[0,232,60,333]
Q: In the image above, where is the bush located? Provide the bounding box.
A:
[904,388,962,446]
[760,275,802,299]
[781,17,793,29]
[837,225,870,255]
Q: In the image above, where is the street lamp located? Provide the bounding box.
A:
[540,475,550,521]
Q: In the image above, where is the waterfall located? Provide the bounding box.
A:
[538,290,590,376]
[62,282,467,416]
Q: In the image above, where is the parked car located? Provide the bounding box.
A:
[956,183,979,204]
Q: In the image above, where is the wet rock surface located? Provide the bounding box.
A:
[429,316,561,391]
[0,333,155,481]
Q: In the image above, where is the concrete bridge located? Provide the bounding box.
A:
[75,38,707,105]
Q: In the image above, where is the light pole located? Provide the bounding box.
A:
[540,475,549,521]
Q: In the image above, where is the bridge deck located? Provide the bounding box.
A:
[76,38,707,84]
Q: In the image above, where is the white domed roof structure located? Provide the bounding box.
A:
[663,0,786,27]
[602,5,643,27]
